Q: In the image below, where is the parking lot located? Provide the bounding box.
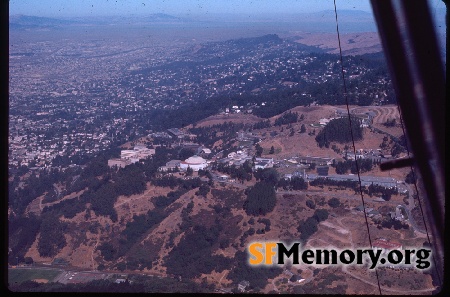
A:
[54,271,109,284]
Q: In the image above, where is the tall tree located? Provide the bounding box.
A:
[269,146,275,154]
[300,124,306,133]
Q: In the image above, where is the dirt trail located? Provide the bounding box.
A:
[218,270,228,287]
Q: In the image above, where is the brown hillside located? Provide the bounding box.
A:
[22,103,419,293]
[291,32,382,55]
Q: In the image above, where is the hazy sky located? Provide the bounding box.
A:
[10,0,374,17]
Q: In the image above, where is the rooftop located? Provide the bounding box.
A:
[183,155,207,165]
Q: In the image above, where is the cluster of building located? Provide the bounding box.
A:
[9,29,393,178]
[155,139,275,174]
[254,158,274,170]
[166,128,196,140]
[108,145,155,168]
[336,108,376,127]
[217,150,253,167]
[354,205,381,218]
[313,109,376,129]
[342,148,393,162]
[147,123,404,191]
[157,142,212,173]
[306,173,398,189]
[295,156,335,166]
[276,152,402,190]
[8,115,113,170]
[390,205,407,221]
[223,103,262,115]
[158,155,209,172]
[277,156,334,178]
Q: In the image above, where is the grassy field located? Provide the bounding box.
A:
[8,268,62,284]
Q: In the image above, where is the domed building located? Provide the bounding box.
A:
[180,155,208,171]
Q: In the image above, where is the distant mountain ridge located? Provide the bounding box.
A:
[9,14,79,29]
[9,10,378,32]
[295,9,375,21]
[9,13,187,30]
[148,13,180,20]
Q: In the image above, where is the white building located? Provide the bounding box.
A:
[254,157,274,170]
[121,150,137,159]
[197,146,212,155]
[121,146,155,161]
[108,158,131,168]
[180,155,208,171]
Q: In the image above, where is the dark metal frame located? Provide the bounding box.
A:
[370,0,446,287]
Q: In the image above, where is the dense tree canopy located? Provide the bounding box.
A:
[243,182,276,215]
[274,111,299,126]
[116,210,166,258]
[315,117,363,148]
[290,177,308,190]
[327,197,340,208]
[306,199,316,209]
[405,170,416,184]
[334,159,361,174]
[8,214,42,264]
[253,120,271,130]
[253,168,279,186]
[227,250,282,291]
[165,225,231,278]
[37,213,67,257]
[298,209,328,243]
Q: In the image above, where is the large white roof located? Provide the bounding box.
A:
[184,155,207,165]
